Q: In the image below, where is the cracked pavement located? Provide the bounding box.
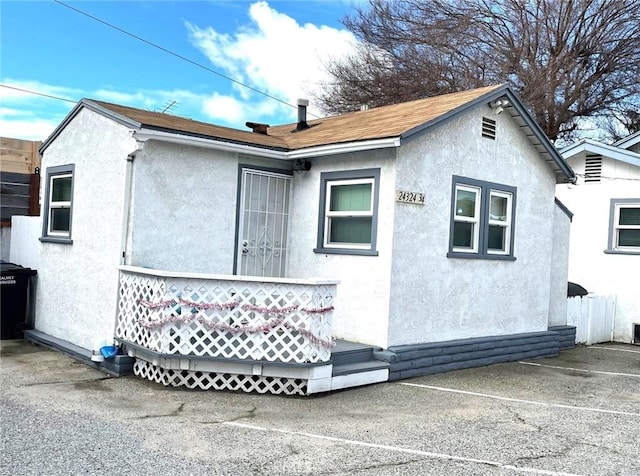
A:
[1,340,638,475]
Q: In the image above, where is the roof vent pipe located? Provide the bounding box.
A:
[245,121,270,135]
[296,98,309,131]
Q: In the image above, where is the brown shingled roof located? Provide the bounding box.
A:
[89,85,503,151]
[269,84,504,149]
[89,100,289,150]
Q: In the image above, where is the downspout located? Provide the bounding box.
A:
[120,143,141,265]
[109,143,141,359]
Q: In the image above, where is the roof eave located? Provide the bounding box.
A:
[400,84,510,142]
[561,139,640,167]
[287,137,401,159]
[399,85,575,184]
[134,128,401,160]
[613,130,640,149]
[500,89,575,183]
[39,99,141,154]
[134,128,289,159]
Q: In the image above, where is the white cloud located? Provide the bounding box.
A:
[0,118,60,141]
[0,79,80,103]
[202,93,246,123]
[0,80,76,140]
[186,1,358,122]
[0,107,31,117]
[1,1,358,140]
[0,79,231,139]
[92,88,211,114]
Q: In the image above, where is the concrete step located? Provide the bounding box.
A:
[331,340,378,366]
[331,340,388,379]
[332,360,390,377]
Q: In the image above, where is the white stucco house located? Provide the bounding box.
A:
[27,84,576,395]
[556,131,640,344]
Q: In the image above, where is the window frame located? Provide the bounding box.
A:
[447,175,516,260]
[606,198,640,255]
[315,168,380,256]
[41,164,75,244]
[486,189,513,256]
[451,184,481,253]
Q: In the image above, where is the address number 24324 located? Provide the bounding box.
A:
[395,190,425,205]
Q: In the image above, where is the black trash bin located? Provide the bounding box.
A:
[1,261,37,339]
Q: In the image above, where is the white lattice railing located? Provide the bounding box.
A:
[115,266,338,364]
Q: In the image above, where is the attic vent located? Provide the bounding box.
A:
[482,117,496,140]
[584,154,602,182]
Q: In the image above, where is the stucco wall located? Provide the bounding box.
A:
[128,141,395,347]
[128,142,289,274]
[128,141,238,274]
[35,108,137,350]
[556,156,640,343]
[9,216,41,270]
[387,106,559,346]
[548,203,571,327]
[286,149,396,348]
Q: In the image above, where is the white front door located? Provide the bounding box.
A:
[237,169,292,278]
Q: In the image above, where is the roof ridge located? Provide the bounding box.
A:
[270,84,507,131]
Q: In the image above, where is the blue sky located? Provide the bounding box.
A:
[1,0,359,140]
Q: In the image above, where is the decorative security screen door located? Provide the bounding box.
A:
[237,169,292,278]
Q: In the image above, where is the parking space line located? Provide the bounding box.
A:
[518,361,640,378]
[223,421,584,476]
[399,383,640,417]
[588,346,640,354]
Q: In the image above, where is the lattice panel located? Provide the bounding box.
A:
[134,360,307,396]
[116,270,335,364]
[115,271,166,352]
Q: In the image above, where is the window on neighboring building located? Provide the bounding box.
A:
[41,164,75,243]
[315,168,380,255]
[607,199,640,254]
[448,176,516,260]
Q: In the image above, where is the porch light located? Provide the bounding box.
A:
[489,98,510,115]
[292,159,312,172]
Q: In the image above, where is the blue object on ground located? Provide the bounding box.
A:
[100,346,119,359]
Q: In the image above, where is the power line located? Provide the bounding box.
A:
[574,173,640,182]
[0,84,77,104]
[53,0,316,117]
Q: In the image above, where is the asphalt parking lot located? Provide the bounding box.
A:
[1,339,638,476]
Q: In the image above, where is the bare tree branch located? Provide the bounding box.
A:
[317,0,640,143]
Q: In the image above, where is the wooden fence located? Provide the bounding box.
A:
[0,137,41,225]
[567,295,616,345]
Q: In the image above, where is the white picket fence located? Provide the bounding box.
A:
[567,295,616,345]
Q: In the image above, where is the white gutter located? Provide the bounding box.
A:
[133,128,400,160]
[288,137,401,159]
[134,129,287,159]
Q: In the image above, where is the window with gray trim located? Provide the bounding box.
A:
[607,198,640,254]
[41,164,75,243]
[448,175,516,260]
[315,168,380,256]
